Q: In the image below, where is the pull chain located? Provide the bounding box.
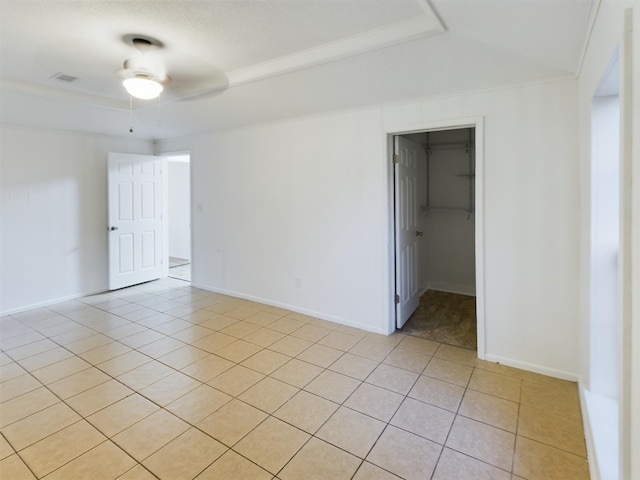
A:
[156,93,162,128]
[129,95,133,133]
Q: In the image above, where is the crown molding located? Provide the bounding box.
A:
[576,0,601,75]
[179,11,445,100]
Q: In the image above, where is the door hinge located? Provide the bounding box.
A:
[394,294,400,304]
[393,154,399,164]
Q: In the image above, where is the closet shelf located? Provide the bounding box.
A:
[423,130,475,218]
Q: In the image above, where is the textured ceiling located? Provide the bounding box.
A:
[0,0,429,101]
[0,0,594,139]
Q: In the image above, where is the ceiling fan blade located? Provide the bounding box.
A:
[162,69,229,102]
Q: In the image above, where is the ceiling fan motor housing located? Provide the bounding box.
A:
[120,34,167,83]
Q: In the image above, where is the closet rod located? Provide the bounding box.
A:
[424,142,472,151]
[426,207,474,214]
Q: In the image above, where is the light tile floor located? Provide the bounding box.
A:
[0,279,590,479]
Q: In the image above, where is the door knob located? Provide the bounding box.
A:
[416,231,423,236]
[109,226,118,231]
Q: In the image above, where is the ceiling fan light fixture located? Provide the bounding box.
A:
[123,76,163,100]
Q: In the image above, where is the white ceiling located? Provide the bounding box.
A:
[0,0,594,139]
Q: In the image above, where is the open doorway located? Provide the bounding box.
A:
[165,154,191,282]
[390,120,484,355]
[395,128,476,349]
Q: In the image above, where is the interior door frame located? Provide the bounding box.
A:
[386,117,485,359]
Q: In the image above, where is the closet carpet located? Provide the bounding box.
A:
[400,290,477,350]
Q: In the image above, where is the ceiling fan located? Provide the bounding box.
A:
[116,33,228,103]
[118,34,168,100]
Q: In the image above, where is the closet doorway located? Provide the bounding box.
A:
[164,154,191,282]
[390,120,484,354]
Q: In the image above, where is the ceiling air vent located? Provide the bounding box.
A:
[50,73,78,82]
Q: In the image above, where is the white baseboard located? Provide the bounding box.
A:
[483,353,580,381]
[191,282,388,335]
[427,281,476,296]
[0,287,107,316]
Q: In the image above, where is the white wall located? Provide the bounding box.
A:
[168,159,191,261]
[158,76,580,378]
[0,125,153,313]
[383,79,579,377]
[0,60,582,386]
[423,213,476,296]
[158,111,386,331]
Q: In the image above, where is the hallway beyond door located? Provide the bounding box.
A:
[168,257,191,282]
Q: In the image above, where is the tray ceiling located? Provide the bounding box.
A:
[0,0,594,139]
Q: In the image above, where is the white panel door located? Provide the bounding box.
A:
[395,136,421,328]
[108,152,163,290]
